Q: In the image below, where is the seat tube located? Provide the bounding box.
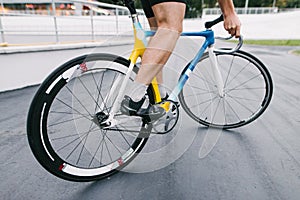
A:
[208,46,224,97]
[107,15,146,120]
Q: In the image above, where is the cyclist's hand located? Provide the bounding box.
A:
[223,13,241,38]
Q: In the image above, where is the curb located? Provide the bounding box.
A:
[0,40,133,54]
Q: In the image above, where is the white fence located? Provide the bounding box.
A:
[203,7,279,16]
[0,0,147,45]
[203,7,300,16]
[1,0,300,46]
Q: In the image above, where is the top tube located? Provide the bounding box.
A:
[144,29,215,46]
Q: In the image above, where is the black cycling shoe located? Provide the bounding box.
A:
[120,95,166,120]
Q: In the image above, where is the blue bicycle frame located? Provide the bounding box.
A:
[132,19,217,103]
[106,0,241,127]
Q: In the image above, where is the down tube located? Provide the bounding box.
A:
[168,40,210,102]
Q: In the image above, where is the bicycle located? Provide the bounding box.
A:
[27,0,273,182]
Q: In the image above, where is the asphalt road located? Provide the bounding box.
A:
[1,41,300,200]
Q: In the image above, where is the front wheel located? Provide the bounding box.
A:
[179,50,273,129]
[27,53,151,181]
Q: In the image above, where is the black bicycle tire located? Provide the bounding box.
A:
[179,50,273,129]
[27,53,151,182]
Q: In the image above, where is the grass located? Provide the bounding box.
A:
[229,39,300,46]
[228,39,300,56]
[242,40,300,46]
[291,49,300,55]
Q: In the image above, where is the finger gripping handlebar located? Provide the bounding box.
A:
[205,15,224,29]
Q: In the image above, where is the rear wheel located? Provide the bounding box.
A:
[179,50,273,129]
[27,53,151,181]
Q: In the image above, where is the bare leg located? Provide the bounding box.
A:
[147,17,158,31]
[144,17,165,85]
[135,2,186,85]
[145,16,166,98]
[120,3,185,116]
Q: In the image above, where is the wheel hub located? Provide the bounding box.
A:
[92,111,110,128]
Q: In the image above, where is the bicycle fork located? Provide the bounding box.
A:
[208,46,225,97]
[168,42,225,103]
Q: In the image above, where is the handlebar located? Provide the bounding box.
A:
[213,35,243,54]
[205,15,224,29]
[205,15,243,53]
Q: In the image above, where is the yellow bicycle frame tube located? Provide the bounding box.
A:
[129,19,163,104]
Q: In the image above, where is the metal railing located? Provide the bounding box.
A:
[203,7,280,16]
[0,0,147,45]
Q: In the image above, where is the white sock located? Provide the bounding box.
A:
[131,81,148,102]
[158,84,167,98]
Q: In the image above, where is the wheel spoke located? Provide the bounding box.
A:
[180,51,272,129]
[27,55,151,181]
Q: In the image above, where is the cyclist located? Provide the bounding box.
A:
[121,0,241,119]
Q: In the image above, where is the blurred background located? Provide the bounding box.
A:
[0,0,299,46]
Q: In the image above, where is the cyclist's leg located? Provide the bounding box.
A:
[142,10,166,98]
[135,2,186,85]
[121,1,185,118]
